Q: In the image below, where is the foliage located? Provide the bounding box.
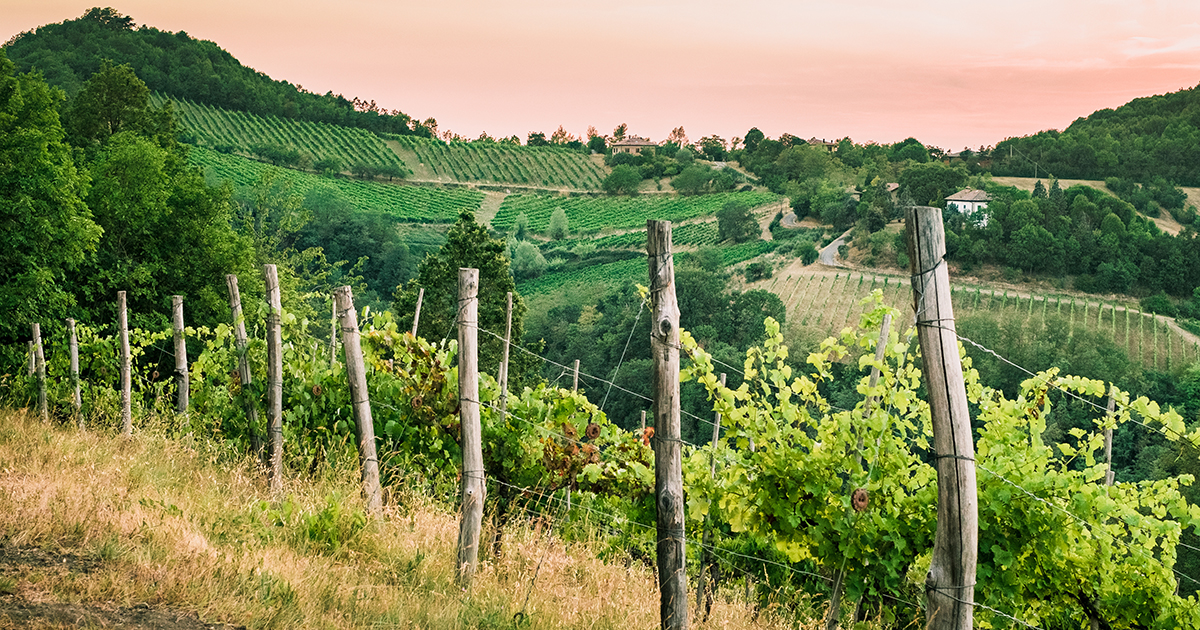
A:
[716,200,760,243]
[0,49,100,345]
[602,165,641,195]
[492,191,778,235]
[546,206,570,240]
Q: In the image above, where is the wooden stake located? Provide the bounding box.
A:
[497,292,512,422]
[118,291,132,437]
[335,286,384,516]
[172,296,189,414]
[648,220,687,630]
[1104,390,1116,486]
[226,275,262,457]
[573,359,580,392]
[411,287,425,337]
[905,206,976,630]
[32,323,47,423]
[640,410,646,431]
[264,265,283,491]
[68,319,81,429]
[456,268,485,588]
[697,373,726,622]
[26,341,34,377]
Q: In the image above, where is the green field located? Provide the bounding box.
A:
[191,147,482,223]
[156,94,407,173]
[768,270,1200,371]
[518,240,778,296]
[494,191,780,235]
[390,135,608,189]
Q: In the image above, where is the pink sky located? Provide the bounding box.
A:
[6,0,1200,150]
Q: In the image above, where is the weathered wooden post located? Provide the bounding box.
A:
[905,206,976,630]
[328,297,338,366]
[456,268,485,588]
[334,285,384,515]
[648,220,687,630]
[68,319,82,429]
[641,410,646,431]
[172,296,189,414]
[1104,389,1116,486]
[573,359,580,392]
[226,275,262,457]
[32,323,47,423]
[497,292,513,422]
[264,265,283,491]
[118,291,132,436]
[697,373,726,622]
[411,287,425,337]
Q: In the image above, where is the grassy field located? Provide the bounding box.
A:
[191,147,483,223]
[0,410,801,630]
[762,268,1200,372]
[156,94,408,173]
[493,191,781,234]
[389,135,608,190]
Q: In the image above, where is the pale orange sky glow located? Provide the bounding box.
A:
[6,0,1200,150]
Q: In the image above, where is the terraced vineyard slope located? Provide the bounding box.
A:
[389,135,608,190]
[193,147,482,223]
[494,191,780,234]
[156,94,408,174]
[766,269,1200,371]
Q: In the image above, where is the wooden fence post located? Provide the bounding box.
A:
[32,323,47,423]
[68,319,82,429]
[648,220,687,630]
[26,341,34,377]
[456,268,485,588]
[226,275,262,458]
[334,285,384,516]
[118,291,132,437]
[573,359,580,392]
[497,292,512,422]
[905,206,976,630]
[697,373,726,622]
[172,296,189,414]
[641,410,646,431]
[1104,389,1116,486]
[264,265,283,491]
[411,287,425,337]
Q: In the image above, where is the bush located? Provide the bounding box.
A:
[1140,290,1177,317]
[743,261,771,281]
[602,165,641,195]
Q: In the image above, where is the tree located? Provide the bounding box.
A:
[612,123,628,141]
[666,126,689,147]
[514,212,530,240]
[527,131,548,147]
[0,49,100,344]
[394,212,532,380]
[602,165,641,195]
[717,201,759,243]
[66,60,172,150]
[698,135,728,161]
[675,147,694,165]
[510,241,548,280]
[547,207,570,240]
[897,161,967,207]
[672,164,712,195]
[743,127,765,154]
[313,156,341,175]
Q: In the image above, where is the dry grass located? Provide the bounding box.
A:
[0,409,815,630]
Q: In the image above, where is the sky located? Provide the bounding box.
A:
[5,0,1200,151]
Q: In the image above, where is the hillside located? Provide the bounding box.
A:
[989,83,1200,185]
[3,8,428,137]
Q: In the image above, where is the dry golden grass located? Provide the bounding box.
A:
[0,409,818,630]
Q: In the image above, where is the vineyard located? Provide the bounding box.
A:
[7,274,1200,629]
[765,270,1200,371]
[516,240,779,296]
[389,135,608,190]
[191,147,483,223]
[154,94,408,174]
[493,191,780,234]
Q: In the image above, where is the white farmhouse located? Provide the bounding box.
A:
[945,188,990,214]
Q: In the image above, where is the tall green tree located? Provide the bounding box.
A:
[0,49,100,344]
[394,212,534,381]
[716,200,759,243]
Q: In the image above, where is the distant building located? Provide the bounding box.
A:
[611,136,657,155]
[807,137,837,152]
[946,188,990,214]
